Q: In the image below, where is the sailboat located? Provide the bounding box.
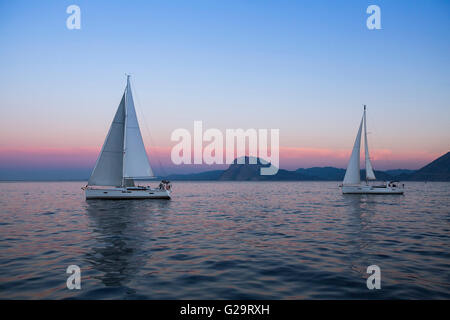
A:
[84,76,171,199]
[341,106,404,194]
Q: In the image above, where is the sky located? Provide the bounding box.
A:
[0,0,449,178]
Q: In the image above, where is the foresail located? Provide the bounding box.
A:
[365,155,376,180]
[88,94,125,186]
[363,108,376,180]
[343,116,363,185]
[123,77,154,179]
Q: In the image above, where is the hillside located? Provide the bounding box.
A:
[166,170,224,181]
[161,151,450,182]
[405,152,450,181]
[218,157,312,181]
[296,167,345,180]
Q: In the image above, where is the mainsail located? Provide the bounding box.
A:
[88,76,154,187]
[363,106,376,180]
[343,116,363,185]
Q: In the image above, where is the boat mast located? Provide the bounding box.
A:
[122,75,130,188]
[364,105,367,184]
[363,104,377,183]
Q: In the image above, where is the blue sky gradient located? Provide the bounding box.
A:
[0,0,449,176]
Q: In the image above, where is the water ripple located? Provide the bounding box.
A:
[0,181,449,299]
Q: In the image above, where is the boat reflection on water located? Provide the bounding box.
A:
[0,181,447,299]
[343,195,376,272]
[84,200,171,291]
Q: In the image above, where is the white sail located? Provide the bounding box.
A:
[123,76,154,179]
[84,76,173,200]
[341,106,405,194]
[363,106,376,180]
[343,116,363,185]
[88,94,126,186]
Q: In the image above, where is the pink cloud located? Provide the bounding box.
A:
[0,146,443,171]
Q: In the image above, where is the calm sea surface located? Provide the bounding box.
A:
[0,181,449,299]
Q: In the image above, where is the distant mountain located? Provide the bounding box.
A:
[369,170,394,181]
[4,152,448,182]
[295,167,394,181]
[218,157,312,181]
[385,169,415,176]
[0,168,90,181]
[405,152,450,181]
[166,152,450,182]
[296,167,345,180]
[166,170,224,181]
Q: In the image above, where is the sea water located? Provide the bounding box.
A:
[0,181,449,299]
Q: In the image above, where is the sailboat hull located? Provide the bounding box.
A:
[85,187,171,200]
[342,184,404,195]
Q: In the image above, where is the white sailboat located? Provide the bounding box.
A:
[341,106,404,194]
[84,76,171,199]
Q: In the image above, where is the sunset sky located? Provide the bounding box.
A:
[0,0,449,177]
